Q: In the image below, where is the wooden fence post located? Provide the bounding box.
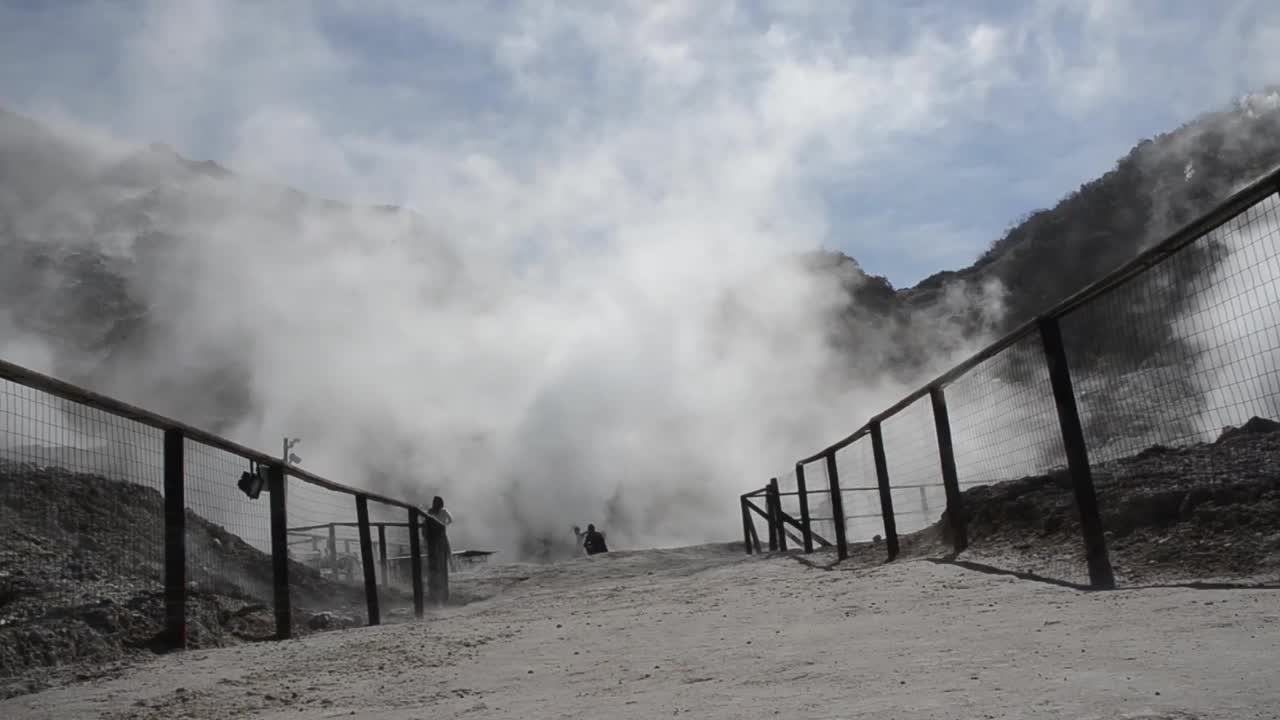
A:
[267,463,291,639]
[327,523,337,577]
[869,421,900,561]
[1039,316,1115,589]
[795,462,814,553]
[377,524,389,588]
[740,495,754,555]
[162,429,185,650]
[825,452,849,560]
[356,496,381,626]
[769,478,787,552]
[929,386,968,553]
[408,508,425,618]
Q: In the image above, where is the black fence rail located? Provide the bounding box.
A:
[0,360,452,653]
[742,166,1280,589]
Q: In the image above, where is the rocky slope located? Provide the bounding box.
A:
[889,417,1280,585]
[0,459,435,698]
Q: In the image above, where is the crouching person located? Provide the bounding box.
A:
[582,523,609,556]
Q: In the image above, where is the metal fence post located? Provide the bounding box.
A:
[356,495,381,626]
[929,386,968,553]
[769,477,787,552]
[740,495,754,555]
[162,429,185,650]
[795,462,814,553]
[408,508,425,618]
[1038,316,1116,589]
[869,421,900,561]
[825,452,849,560]
[267,463,291,639]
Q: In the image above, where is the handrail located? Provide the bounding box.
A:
[0,358,419,512]
[797,163,1280,465]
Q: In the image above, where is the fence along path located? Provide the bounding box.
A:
[742,165,1280,589]
[0,357,441,647]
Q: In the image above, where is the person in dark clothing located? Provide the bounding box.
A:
[422,496,451,606]
[582,523,609,555]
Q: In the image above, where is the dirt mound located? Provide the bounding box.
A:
[0,460,418,698]
[936,417,1280,582]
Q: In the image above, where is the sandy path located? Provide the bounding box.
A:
[3,545,1278,719]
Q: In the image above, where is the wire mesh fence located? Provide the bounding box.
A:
[1061,189,1280,583]
[740,143,1280,591]
[364,497,418,615]
[772,468,804,550]
[285,477,370,604]
[878,397,946,545]
[185,441,274,611]
[833,439,883,546]
[0,356,436,684]
[1,379,168,638]
[943,334,1087,584]
[945,334,1066,493]
[375,519,415,588]
[798,459,836,552]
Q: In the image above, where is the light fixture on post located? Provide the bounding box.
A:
[283,436,302,467]
[238,461,266,499]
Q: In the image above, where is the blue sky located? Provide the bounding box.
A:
[2,0,1279,287]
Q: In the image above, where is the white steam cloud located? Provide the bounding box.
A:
[4,1,1280,560]
[0,1,1021,557]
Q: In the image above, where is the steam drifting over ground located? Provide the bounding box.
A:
[5,2,1280,558]
[0,117,972,557]
[0,2,1019,557]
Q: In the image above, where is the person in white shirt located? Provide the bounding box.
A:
[426,497,453,527]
